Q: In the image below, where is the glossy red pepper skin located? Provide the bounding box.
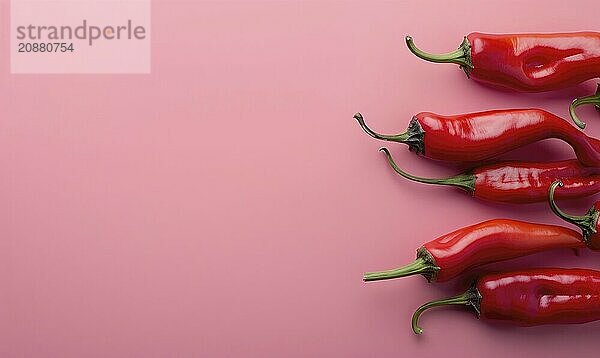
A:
[406,32,600,92]
[363,219,584,283]
[418,109,600,164]
[380,149,600,204]
[473,160,600,203]
[468,33,600,92]
[412,268,600,334]
[424,220,584,282]
[355,109,600,167]
[478,268,600,326]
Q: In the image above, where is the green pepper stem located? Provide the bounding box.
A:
[412,286,481,335]
[353,113,425,155]
[363,257,436,282]
[379,148,475,192]
[405,35,473,77]
[569,83,600,129]
[354,112,411,142]
[548,180,598,243]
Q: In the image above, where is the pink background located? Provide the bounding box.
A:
[2,1,600,356]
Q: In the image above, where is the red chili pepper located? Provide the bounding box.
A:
[354,109,600,167]
[378,148,600,204]
[411,268,600,335]
[363,219,584,283]
[548,180,600,250]
[406,32,600,92]
[570,83,600,129]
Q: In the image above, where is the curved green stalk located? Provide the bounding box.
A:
[354,112,411,142]
[363,257,438,282]
[412,286,481,335]
[379,148,475,192]
[548,181,599,243]
[405,35,473,77]
[569,83,600,129]
[353,113,425,155]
